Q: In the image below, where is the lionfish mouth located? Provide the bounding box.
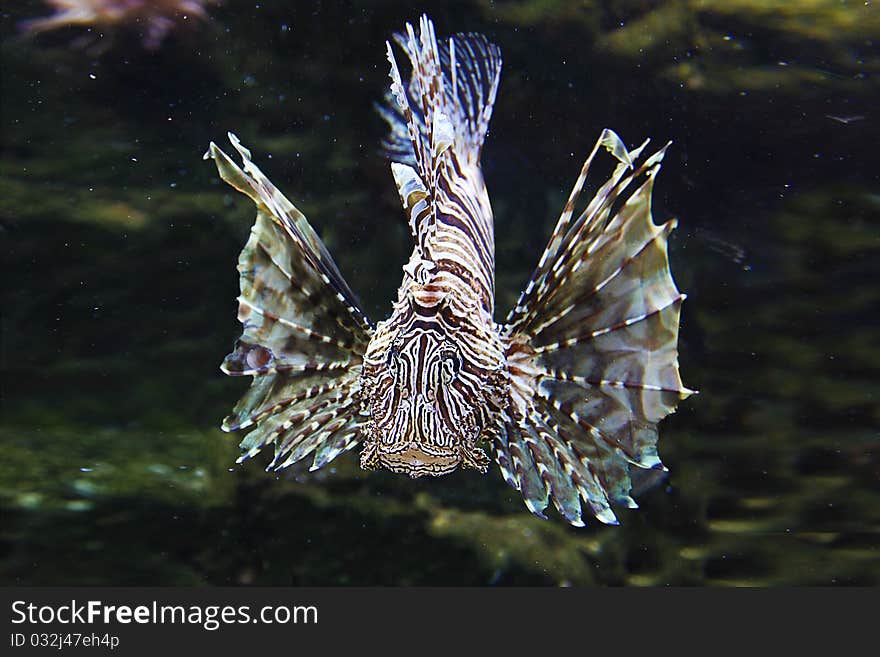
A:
[378,444,461,478]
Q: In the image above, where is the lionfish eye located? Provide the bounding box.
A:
[245,345,272,370]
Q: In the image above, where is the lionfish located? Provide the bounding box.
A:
[205,15,694,526]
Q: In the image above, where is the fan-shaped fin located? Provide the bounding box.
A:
[499,131,693,526]
[206,135,373,471]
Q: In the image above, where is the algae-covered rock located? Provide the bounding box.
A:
[593,0,879,94]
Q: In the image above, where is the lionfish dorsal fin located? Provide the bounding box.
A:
[381,15,502,172]
[390,161,432,253]
[206,135,372,473]
[381,15,502,314]
[498,132,694,526]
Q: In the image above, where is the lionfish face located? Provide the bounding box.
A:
[360,321,500,478]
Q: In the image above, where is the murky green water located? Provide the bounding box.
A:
[2,0,878,586]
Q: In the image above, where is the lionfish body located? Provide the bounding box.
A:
[206,16,693,526]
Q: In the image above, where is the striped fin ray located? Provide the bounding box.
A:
[507,130,655,331]
[206,134,373,470]
[498,422,549,518]
[384,17,448,192]
[500,131,693,525]
[527,408,619,524]
[380,16,501,169]
[234,374,358,461]
[207,134,370,330]
[382,15,502,313]
[223,373,348,433]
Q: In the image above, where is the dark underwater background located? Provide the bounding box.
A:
[1,0,878,586]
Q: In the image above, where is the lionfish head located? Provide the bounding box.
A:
[360,320,502,478]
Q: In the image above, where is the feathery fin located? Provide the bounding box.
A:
[380,14,502,169]
[501,131,692,526]
[206,134,372,470]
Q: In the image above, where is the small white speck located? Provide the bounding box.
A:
[89,73,97,80]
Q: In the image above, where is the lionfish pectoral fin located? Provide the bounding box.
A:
[498,132,693,526]
[208,134,373,473]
